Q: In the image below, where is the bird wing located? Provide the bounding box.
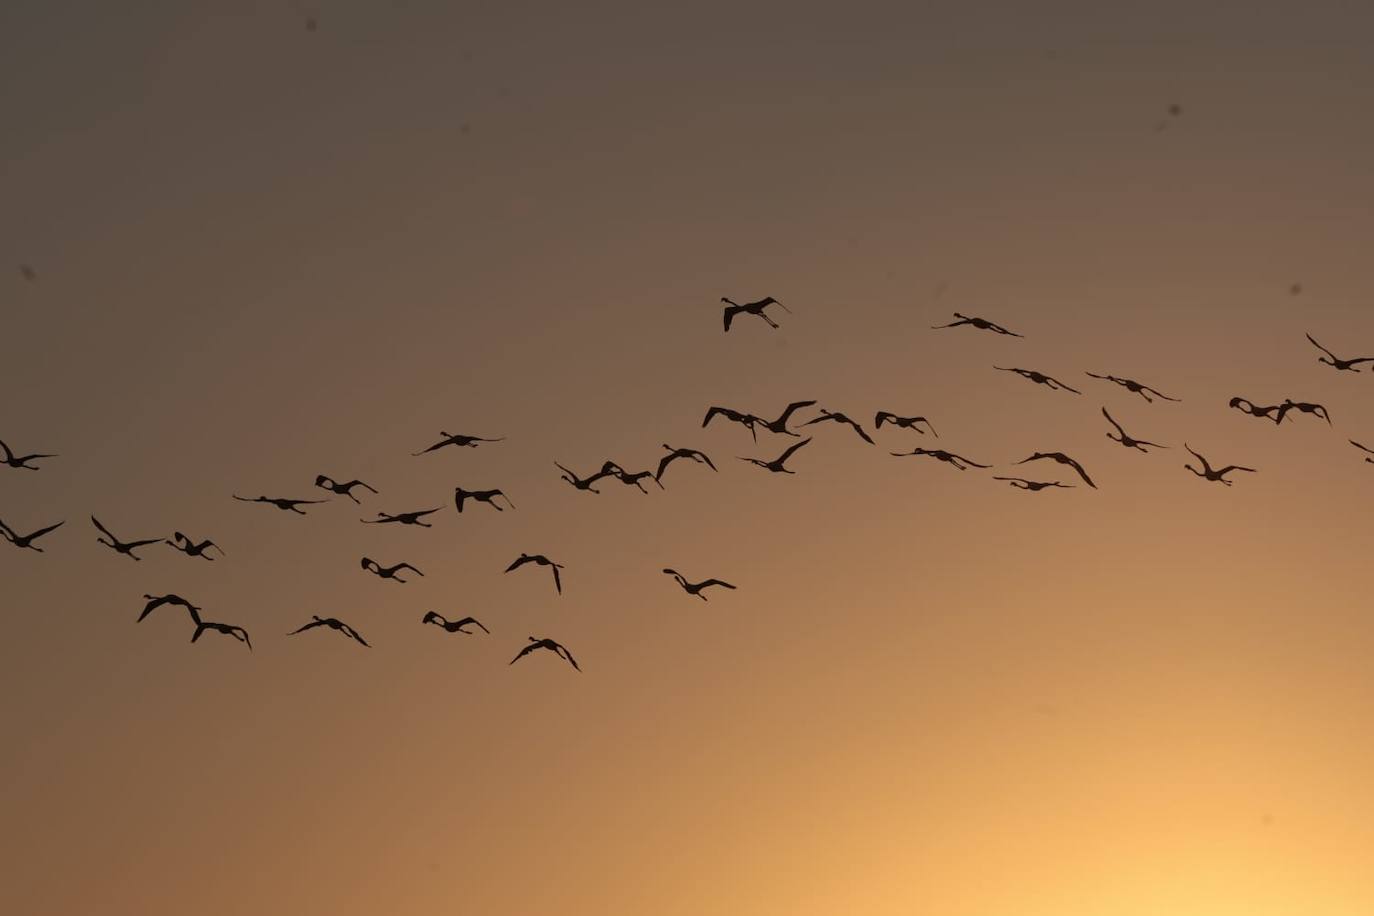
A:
[552,565,562,594]
[558,645,581,671]
[0,438,11,461]
[776,400,818,425]
[90,515,116,540]
[1217,465,1257,475]
[1351,440,1374,455]
[723,306,737,331]
[287,620,324,634]
[853,422,875,445]
[510,643,540,664]
[26,521,65,540]
[399,563,424,576]
[347,626,370,647]
[126,537,164,549]
[1066,458,1096,488]
[1101,407,1125,435]
[191,624,207,643]
[654,452,678,481]
[697,451,717,471]
[776,437,812,462]
[505,555,530,572]
[701,579,736,590]
[1306,332,1337,360]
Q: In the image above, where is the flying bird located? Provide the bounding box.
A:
[1015,452,1096,488]
[288,615,370,647]
[1305,333,1374,372]
[0,437,57,470]
[801,409,875,444]
[995,367,1081,394]
[505,553,564,594]
[91,516,163,560]
[1183,444,1256,486]
[138,594,202,624]
[873,412,938,436]
[1228,397,1284,424]
[360,557,424,582]
[721,296,790,332]
[931,312,1023,337]
[314,475,378,503]
[1084,372,1180,403]
[890,447,990,471]
[421,612,490,635]
[192,621,252,651]
[554,461,613,493]
[510,637,580,671]
[656,445,717,483]
[702,405,761,441]
[413,432,506,455]
[662,568,737,600]
[0,518,64,552]
[993,477,1073,491]
[454,487,514,512]
[1275,399,1331,425]
[232,494,328,514]
[739,437,812,474]
[754,400,819,436]
[1101,408,1168,453]
[167,531,224,560]
[1350,440,1374,464]
[362,507,443,527]
[608,467,663,493]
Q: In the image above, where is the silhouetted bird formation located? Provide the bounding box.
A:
[11,293,1366,672]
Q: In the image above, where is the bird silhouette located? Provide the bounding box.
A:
[1350,440,1374,464]
[1228,397,1284,424]
[662,568,737,600]
[510,636,580,671]
[801,409,875,444]
[931,312,1023,337]
[413,432,506,455]
[702,405,761,441]
[1183,444,1256,486]
[873,412,938,436]
[608,467,663,493]
[992,477,1073,491]
[314,475,378,503]
[1305,333,1374,372]
[890,447,990,471]
[0,518,64,552]
[754,400,818,436]
[192,621,252,651]
[656,445,717,484]
[1015,452,1096,488]
[1084,372,1180,403]
[995,367,1081,393]
[167,531,224,560]
[360,557,424,582]
[721,296,791,331]
[91,516,162,560]
[363,507,443,527]
[1101,408,1168,453]
[554,461,613,493]
[138,593,202,624]
[739,437,812,474]
[288,615,369,646]
[232,494,328,514]
[453,487,514,512]
[0,437,57,470]
[421,612,490,634]
[1275,399,1331,425]
[505,553,564,594]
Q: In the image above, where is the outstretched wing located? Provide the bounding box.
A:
[776,437,813,463]
[701,579,736,590]
[510,642,541,665]
[26,520,65,540]
[398,563,425,576]
[90,515,117,541]
[288,620,325,635]
[551,565,562,594]
[1101,407,1125,436]
[505,555,531,573]
[1065,457,1096,488]
[1305,332,1336,360]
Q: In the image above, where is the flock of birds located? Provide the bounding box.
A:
[5,299,1374,671]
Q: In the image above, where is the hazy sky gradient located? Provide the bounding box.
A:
[6,2,1374,914]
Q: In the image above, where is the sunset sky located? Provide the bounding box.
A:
[6,2,1374,914]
